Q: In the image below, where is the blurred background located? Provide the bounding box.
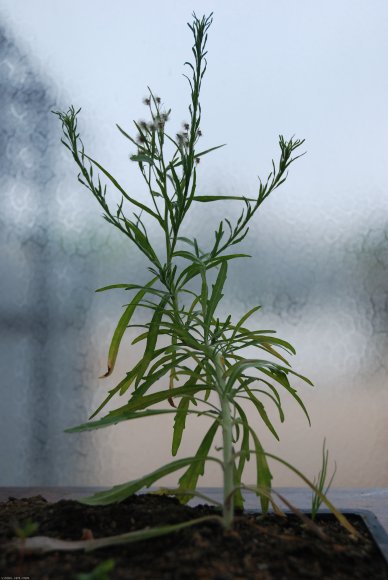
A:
[0,0,387,489]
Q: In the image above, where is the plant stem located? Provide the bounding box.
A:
[214,352,234,529]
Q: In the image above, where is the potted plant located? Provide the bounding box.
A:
[1,12,387,580]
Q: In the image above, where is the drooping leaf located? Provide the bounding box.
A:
[243,384,279,440]
[19,516,222,554]
[80,456,219,506]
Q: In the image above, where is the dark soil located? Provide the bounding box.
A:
[0,494,387,579]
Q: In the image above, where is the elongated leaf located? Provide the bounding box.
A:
[80,456,218,506]
[193,195,256,203]
[96,284,132,292]
[132,354,189,400]
[230,306,261,340]
[116,123,139,146]
[224,359,274,390]
[259,367,312,425]
[238,387,284,423]
[66,409,177,432]
[102,277,157,378]
[19,516,222,553]
[177,255,249,290]
[109,384,209,416]
[82,152,162,224]
[233,403,251,480]
[205,261,227,333]
[243,384,279,440]
[89,360,145,419]
[250,430,272,513]
[135,295,170,386]
[172,396,191,455]
[178,420,219,503]
[171,144,226,169]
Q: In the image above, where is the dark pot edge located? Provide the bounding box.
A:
[246,507,388,564]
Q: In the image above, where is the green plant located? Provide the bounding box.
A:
[53,12,356,540]
[311,439,337,520]
[13,519,39,576]
[76,559,115,580]
[14,519,39,540]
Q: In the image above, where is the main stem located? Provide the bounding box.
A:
[214,352,234,529]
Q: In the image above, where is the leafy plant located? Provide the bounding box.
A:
[311,439,337,520]
[53,12,356,539]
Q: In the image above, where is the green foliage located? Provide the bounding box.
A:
[311,439,337,520]
[76,559,115,580]
[53,11,338,535]
[14,519,39,540]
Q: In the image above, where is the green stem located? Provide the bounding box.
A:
[214,352,234,529]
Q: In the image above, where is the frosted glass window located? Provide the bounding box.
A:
[1,1,387,488]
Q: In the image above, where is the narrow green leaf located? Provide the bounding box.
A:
[80,456,216,505]
[259,367,312,426]
[172,396,190,456]
[178,420,219,502]
[243,384,279,440]
[205,261,227,332]
[82,152,162,223]
[102,277,157,377]
[231,306,262,340]
[234,403,251,480]
[250,430,272,513]
[135,295,169,385]
[66,409,177,433]
[95,284,132,292]
[109,384,209,416]
[193,195,256,203]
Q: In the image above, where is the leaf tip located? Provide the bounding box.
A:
[100,365,113,379]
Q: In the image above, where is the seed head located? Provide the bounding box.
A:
[139,120,148,130]
[195,157,200,164]
[155,96,161,104]
[137,134,146,144]
[183,123,190,131]
[198,129,202,137]
[143,97,151,106]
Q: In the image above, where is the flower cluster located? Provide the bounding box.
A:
[135,95,170,144]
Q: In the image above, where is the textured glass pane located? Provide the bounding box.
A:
[1,1,387,489]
